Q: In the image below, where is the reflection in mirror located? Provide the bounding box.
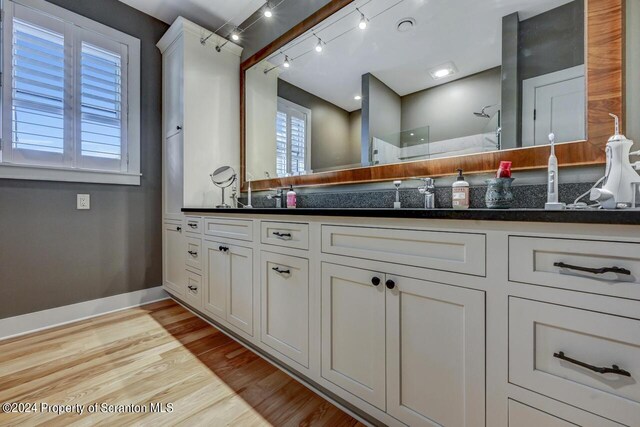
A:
[245,0,586,179]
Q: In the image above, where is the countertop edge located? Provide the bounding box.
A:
[180,208,640,225]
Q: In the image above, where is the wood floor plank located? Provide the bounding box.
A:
[0,300,364,427]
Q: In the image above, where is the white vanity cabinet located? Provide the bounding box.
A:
[203,240,254,337]
[162,213,640,427]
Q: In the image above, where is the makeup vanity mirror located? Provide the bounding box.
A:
[241,0,623,191]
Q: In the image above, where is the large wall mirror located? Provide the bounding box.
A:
[241,0,623,190]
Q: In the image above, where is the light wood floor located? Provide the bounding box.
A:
[0,299,364,426]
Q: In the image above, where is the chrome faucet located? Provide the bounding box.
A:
[267,188,285,208]
[418,178,436,209]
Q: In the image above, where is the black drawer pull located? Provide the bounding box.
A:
[219,246,229,252]
[554,262,631,276]
[273,231,292,239]
[385,279,396,290]
[371,277,381,286]
[188,285,198,292]
[176,226,182,232]
[272,266,291,275]
[188,250,198,256]
[176,125,182,130]
[188,223,198,228]
[554,351,631,377]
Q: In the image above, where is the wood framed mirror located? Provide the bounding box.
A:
[240,0,623,191]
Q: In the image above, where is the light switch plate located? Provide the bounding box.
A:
[77,194,90,210]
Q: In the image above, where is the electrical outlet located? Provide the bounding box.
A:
[77,194,90,210]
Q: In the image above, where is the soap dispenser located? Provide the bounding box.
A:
[452,169,470,210]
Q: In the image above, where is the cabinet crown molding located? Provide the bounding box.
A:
[156,16,243,57]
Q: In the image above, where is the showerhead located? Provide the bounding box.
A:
[473,104,497,119]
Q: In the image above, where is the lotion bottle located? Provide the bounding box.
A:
[452,169,470,209]
[286,185,297,208]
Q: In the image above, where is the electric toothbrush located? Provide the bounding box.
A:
[545,133,565,210]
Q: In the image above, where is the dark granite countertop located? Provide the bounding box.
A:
[181,207,640,225]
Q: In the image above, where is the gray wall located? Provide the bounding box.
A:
[0,0,167,319]
[362,73,402,164]
[501,13,520,149]
[277,79,360,172]
[501,0,585,147]
[402,67,502,142]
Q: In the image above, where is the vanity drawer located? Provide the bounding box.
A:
[184,269,203,308]
[509,236,640,300]
[509,297,640,425]
[185,236,202,270]
[261,221,309,250]
[321,225,486,276]
[204,217,254,241]
[507,400,623,427]
[185,216,202,234]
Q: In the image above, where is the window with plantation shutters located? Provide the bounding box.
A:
[276,98,311,177]
[1,0,141,185]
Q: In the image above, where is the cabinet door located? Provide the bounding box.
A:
[227,244,253,335]
[321,263,386,410]
[163,37,183,139]
[163,223,185,296]
[386,276,485,427]
[261,252,309,367]
[163,132,183,218]
[203,241,227,320]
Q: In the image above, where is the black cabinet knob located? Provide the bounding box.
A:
[176,226,182,232]
[176,125,182,130]
[371,277,381,286]
[385,279,396,290]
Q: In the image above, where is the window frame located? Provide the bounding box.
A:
[276,97,311,177]
[0,0,141,185]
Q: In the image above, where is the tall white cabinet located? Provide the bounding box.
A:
[158,18,241,298]
[157,17,242,220]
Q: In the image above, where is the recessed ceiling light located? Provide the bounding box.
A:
[354,95,361,100]
[410,133,415,136]
[429,62,458,80]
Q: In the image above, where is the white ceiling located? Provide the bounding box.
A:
[118,0,263,32]
[267,0,576,112]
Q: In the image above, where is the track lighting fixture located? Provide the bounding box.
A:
[283,55,291,68]
[315,37,323,53]
[357,8,368,29]
[264,2,273,18]
[230,28,240,41]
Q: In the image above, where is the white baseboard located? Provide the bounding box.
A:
[0,286,169,341]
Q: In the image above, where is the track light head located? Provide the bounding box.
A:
[315,38,323,53]
[283,55,291,68]
[264,2,273,18]
[359,13,368,30]
[231,28,240,41]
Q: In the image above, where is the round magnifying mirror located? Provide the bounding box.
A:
[210,166,237,208]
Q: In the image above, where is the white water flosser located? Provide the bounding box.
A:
[545,133,566,210]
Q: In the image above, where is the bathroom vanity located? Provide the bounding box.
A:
[163,209,640,427]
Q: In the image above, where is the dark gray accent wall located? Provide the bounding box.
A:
[0,0,168,319]
[402,67,502,143]
[501,13,520,149]
[277,79,359,172]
